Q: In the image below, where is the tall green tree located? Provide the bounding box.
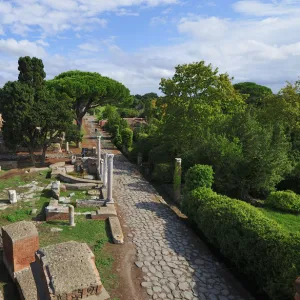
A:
[233,82,273,106]
[48,71,131,130]
[158,61,246,155]
[0,57,73,165]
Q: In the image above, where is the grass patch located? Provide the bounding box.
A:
[260,207,300,233]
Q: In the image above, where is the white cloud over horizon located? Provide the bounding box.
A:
[0,0,299,94]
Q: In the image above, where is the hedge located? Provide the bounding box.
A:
[184,164,214,193]
[185,191,300,299]
[266,190,300,213]
[121,128,133,149]
[181,187,217,222]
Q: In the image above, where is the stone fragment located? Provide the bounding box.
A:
[8,190,17,204]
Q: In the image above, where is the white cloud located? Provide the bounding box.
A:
[78,43,100,52]
[36,39,49,47]
[0,0,180,36]
[150,16,167,26]
[0,39,46,58]
[233,0,300,17]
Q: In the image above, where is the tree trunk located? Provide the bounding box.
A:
[76,117,83,131]
[28,148,36,166]
[41,145,48,166]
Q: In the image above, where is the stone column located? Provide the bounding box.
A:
[78,142,82,149]
[107,154,114,203]
[69,205,75,227]
[103,153,108,188]
[66,142,69,152]
[8,190,17,204]
[174,158,182,204]
[97,136,102,176]
[100,159,104,179]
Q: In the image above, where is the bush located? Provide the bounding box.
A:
[152,163,173,183]
[184,164,214,193]
[266,190,300,213]
[113,133,122,148]
[193,193,300,299]
[121,128,133,149]
[181,187,217,222]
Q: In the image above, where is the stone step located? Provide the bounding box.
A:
[91,205,117,220]
[109,216,124,244]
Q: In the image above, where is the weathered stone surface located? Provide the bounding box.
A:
[36,241,105,299]
[2,221,39,276]
[45,201,69,221]
[109,216,124,244]
[65,183,98,190]
[15,267,38,300]
[57,173,102,185]
[91,205,117,220]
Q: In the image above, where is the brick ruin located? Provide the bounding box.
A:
[1,221,110,300]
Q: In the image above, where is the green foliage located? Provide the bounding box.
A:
[65,124,83,144]
[0,56,74,164]
[118,108,140,118]
[48,71,131,129]
[184,165,214,193]
[181,187,217,222]
[266,190,300,213]
[121,128,133,149]
[191,193,300,299]
[152,163,173,183]
[113,133,122,148]
[233,82,273,106]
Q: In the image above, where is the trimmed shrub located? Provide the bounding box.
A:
[195,193,300,299]
[184,164,214,193]
[121,128,133,149]
[181,187,217,222]
[152,163,173,183]
[266,190,300,213]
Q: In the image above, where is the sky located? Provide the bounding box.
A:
[0,0,300,94]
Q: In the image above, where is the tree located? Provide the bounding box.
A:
[0,57,73,165]
[233,82,273,106]
[48,71,131,130]
[158,61,246,156]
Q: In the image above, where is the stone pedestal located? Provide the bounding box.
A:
[8,190,17,204]
[174,158,182,204]
[69,205,75,227]
[2,221,39,278]
[107,154,114,203]
[71,155,77,165]
[51,181,60,200]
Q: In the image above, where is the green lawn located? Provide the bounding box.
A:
[260,207,300,233]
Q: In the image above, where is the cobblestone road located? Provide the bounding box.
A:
[111,153,253,300]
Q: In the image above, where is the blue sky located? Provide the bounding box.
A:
[0,0,300,94]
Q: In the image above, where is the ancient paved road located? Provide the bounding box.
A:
[111,154,253,300]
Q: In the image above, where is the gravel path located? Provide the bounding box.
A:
[112,153,253,300]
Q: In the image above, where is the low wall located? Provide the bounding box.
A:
[57,173,102,185]
[0,161,18,170]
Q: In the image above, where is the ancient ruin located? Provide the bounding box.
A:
[1,221,110,300]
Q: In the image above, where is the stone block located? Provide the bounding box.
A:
[36,241,104,299]
[8,190,17,204]
[91,205,117,220]
[51,181,60,200]
[45,201,69,221]
[2,221,39,277]
[109,216,124,244]
[65,183,98,191]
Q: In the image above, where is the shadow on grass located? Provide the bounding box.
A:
[45,220,69,226]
